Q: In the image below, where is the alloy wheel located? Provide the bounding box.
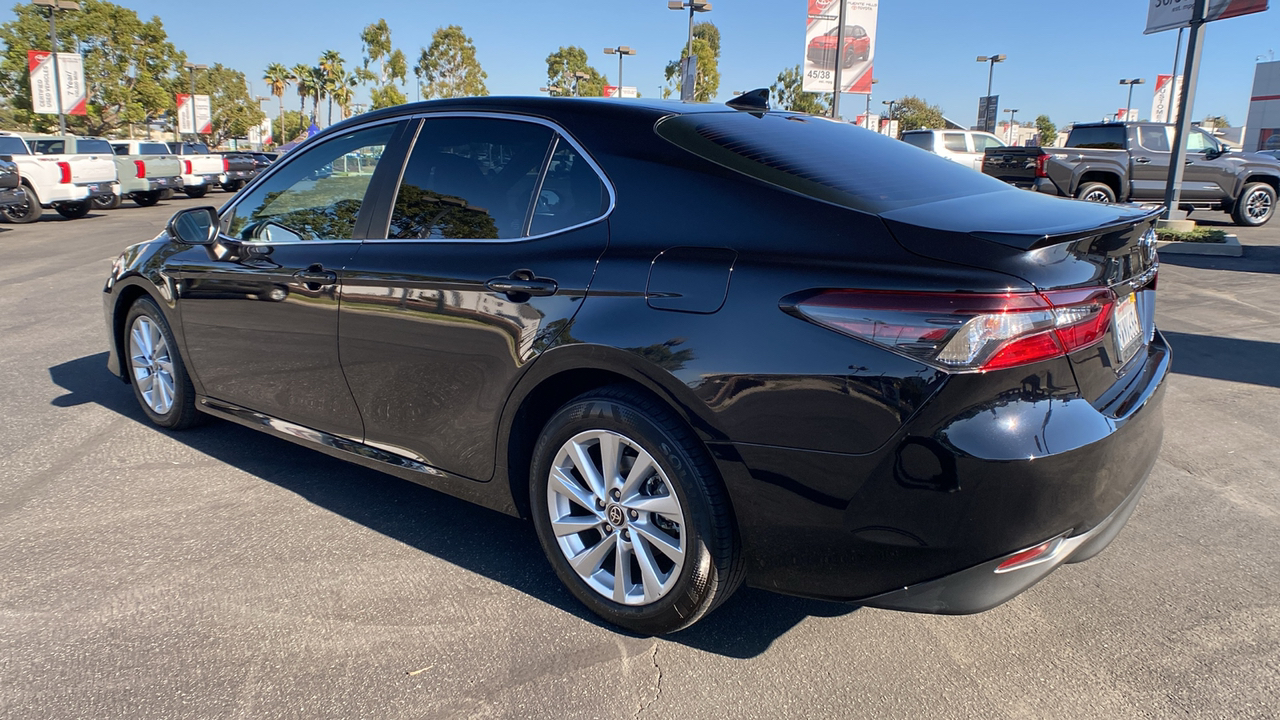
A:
[128,315,176,415]
[546,430,687,606]
[1246,188,1273,221]
[1082,189,1112,203]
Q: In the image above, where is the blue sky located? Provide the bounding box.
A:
[6,1,1278,127]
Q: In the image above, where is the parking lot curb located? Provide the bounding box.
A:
[1156,234,1243,257]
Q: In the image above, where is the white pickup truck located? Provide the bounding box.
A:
[166,142,226,198]
[0,131,118,222]
[108,140,184,208]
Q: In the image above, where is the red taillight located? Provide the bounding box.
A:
[791,287,1114,372]
[134,160,146,179]
[995,534,1066,573]
[57,161,71,184]
[184,160,193,174]
[222,156,230,172]
[1035,154,1050,178]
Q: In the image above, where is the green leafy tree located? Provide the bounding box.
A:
[361,19,407,109]
[169,63,264,148]
[1202,114,1230,128]
[1034,114,1057,147]
[319,50,345,125]
[275,109,307,145]
[891,95,946,132]
[770,65,829,115]
[0,0,184,136]
[419,25,488,99]
[545,46,606,98]
[664,21,720,101]
[290,62,313,123]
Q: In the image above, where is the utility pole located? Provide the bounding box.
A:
[830,0,847,119]
[32,0,80,135]
[1162,0,1207,223]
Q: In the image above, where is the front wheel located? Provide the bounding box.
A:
[55,201,91,219]
[1076,182,1116,204]
[183,186,208,199]
[92,193,122,210]
[124,297,201,430]
[2,184,41,223]
[1232,182,1275,226]
[529,386,743,635]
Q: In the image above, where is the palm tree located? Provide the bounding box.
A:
[309,66,326,126]
[319,50,344,126]
[263,63,292,145]
[330,71,354,120]
[290,63,313,129]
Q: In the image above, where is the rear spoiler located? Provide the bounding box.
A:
[969,207,1163,251]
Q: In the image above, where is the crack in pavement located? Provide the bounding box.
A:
[635,642,663,719]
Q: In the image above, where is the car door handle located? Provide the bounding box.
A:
[293,265,337,288]
[1134,157,1151,164]
[486,270,558,299]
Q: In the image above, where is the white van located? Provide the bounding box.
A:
[900,130,1007,171]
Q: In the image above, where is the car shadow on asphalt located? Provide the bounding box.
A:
[1162,331,1280,389]
[49,352,857,658]
[1159,245,1280,275]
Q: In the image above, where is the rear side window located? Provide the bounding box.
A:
[0,137,31,155]
[32,139,64,154]
[1137,126,1169,152]
[530,141,607,236]
[901,133,934,151]
[942,133,968,153]
[1066,125,1126,150]
[388,117,555,240]
[657,112,1013,214]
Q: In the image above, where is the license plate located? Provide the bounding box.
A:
[1113,292,1143,364]
[86,184,98,192]
[156,177,167,185]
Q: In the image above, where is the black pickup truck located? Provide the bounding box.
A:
[0,155,25,214]
[215,151,258,192]
[982,121,1280,226]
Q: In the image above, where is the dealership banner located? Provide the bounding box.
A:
[803,0,877,95]
[1151,74,1184,123]
[28,51,87,115]
[175,94,194,134]
[194,95,212,135]
[248,117,273,146]
[1145,0,1268,34]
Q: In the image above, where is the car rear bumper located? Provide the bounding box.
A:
[710,331,1169,609]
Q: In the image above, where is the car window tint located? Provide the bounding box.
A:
[1186,129,1215,152]
[972,135,1004,151]
[112,144,128,156]
[1138,127,1170,152]
[901,133,933,151]
[530,140,608,236]
[388,117,554,240]
[226,123,393,242]
[942,134,968,153]
[657,112,1016,214]
[1066,125,1125,150]
[33,139,64,154]
[79,139,113,154]
[139,143,170,155]
[0,137,29,154]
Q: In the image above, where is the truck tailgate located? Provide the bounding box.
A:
[981,147,1044,185]
[185,156,224,175]
[140,156,183,178]
[63,155,117,184]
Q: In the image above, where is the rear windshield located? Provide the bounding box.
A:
[656,112,1012,214]
[138,143,169,155]
[1066,125,1126,150]
[901,133,933,151]
[0,137,29,155]
[78,139,112,154]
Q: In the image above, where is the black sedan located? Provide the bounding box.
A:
[103,93,1168,634]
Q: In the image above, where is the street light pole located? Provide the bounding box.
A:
[603,46,636,94]
[1004,108,1019,144]
[183,62,207,144]
[975,54,1006,132]
[1119,78,1145,121]
[881,99,897,135]
[32,0,80,135]
[571,71,588,97]
[668,0,711,100]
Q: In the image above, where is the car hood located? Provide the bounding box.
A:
[878,188,1158,251]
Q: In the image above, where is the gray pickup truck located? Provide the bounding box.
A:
[982,121,1280,226]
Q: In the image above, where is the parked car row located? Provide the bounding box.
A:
[0,131,274,224]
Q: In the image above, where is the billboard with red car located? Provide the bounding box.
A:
[802,0,877,95]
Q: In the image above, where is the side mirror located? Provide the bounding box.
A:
[167,206,219,245]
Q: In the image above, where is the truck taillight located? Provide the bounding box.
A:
[184,160,193,174]
[1035,154,1050,178]
[788,287,1115,372]
[222,156,230,172]
[57,161,71,184]
[134,160,146,179]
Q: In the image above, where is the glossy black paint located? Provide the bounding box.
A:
[104,96,1169,611]
[0,156,22,209]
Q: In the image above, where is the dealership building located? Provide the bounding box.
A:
[1244,60,1280,152]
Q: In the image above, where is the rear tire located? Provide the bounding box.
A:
[1076,182,1116,204]
[92,193,122,210]
[55,201,91,219]
[124,297,201,430]
[133,191,161,207]
[1232,182,1275,226]
[2,183,42,223]
[529,385,743,635]
[183,186,208,199]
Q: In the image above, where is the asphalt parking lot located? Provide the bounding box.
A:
[1,194,1277,719]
